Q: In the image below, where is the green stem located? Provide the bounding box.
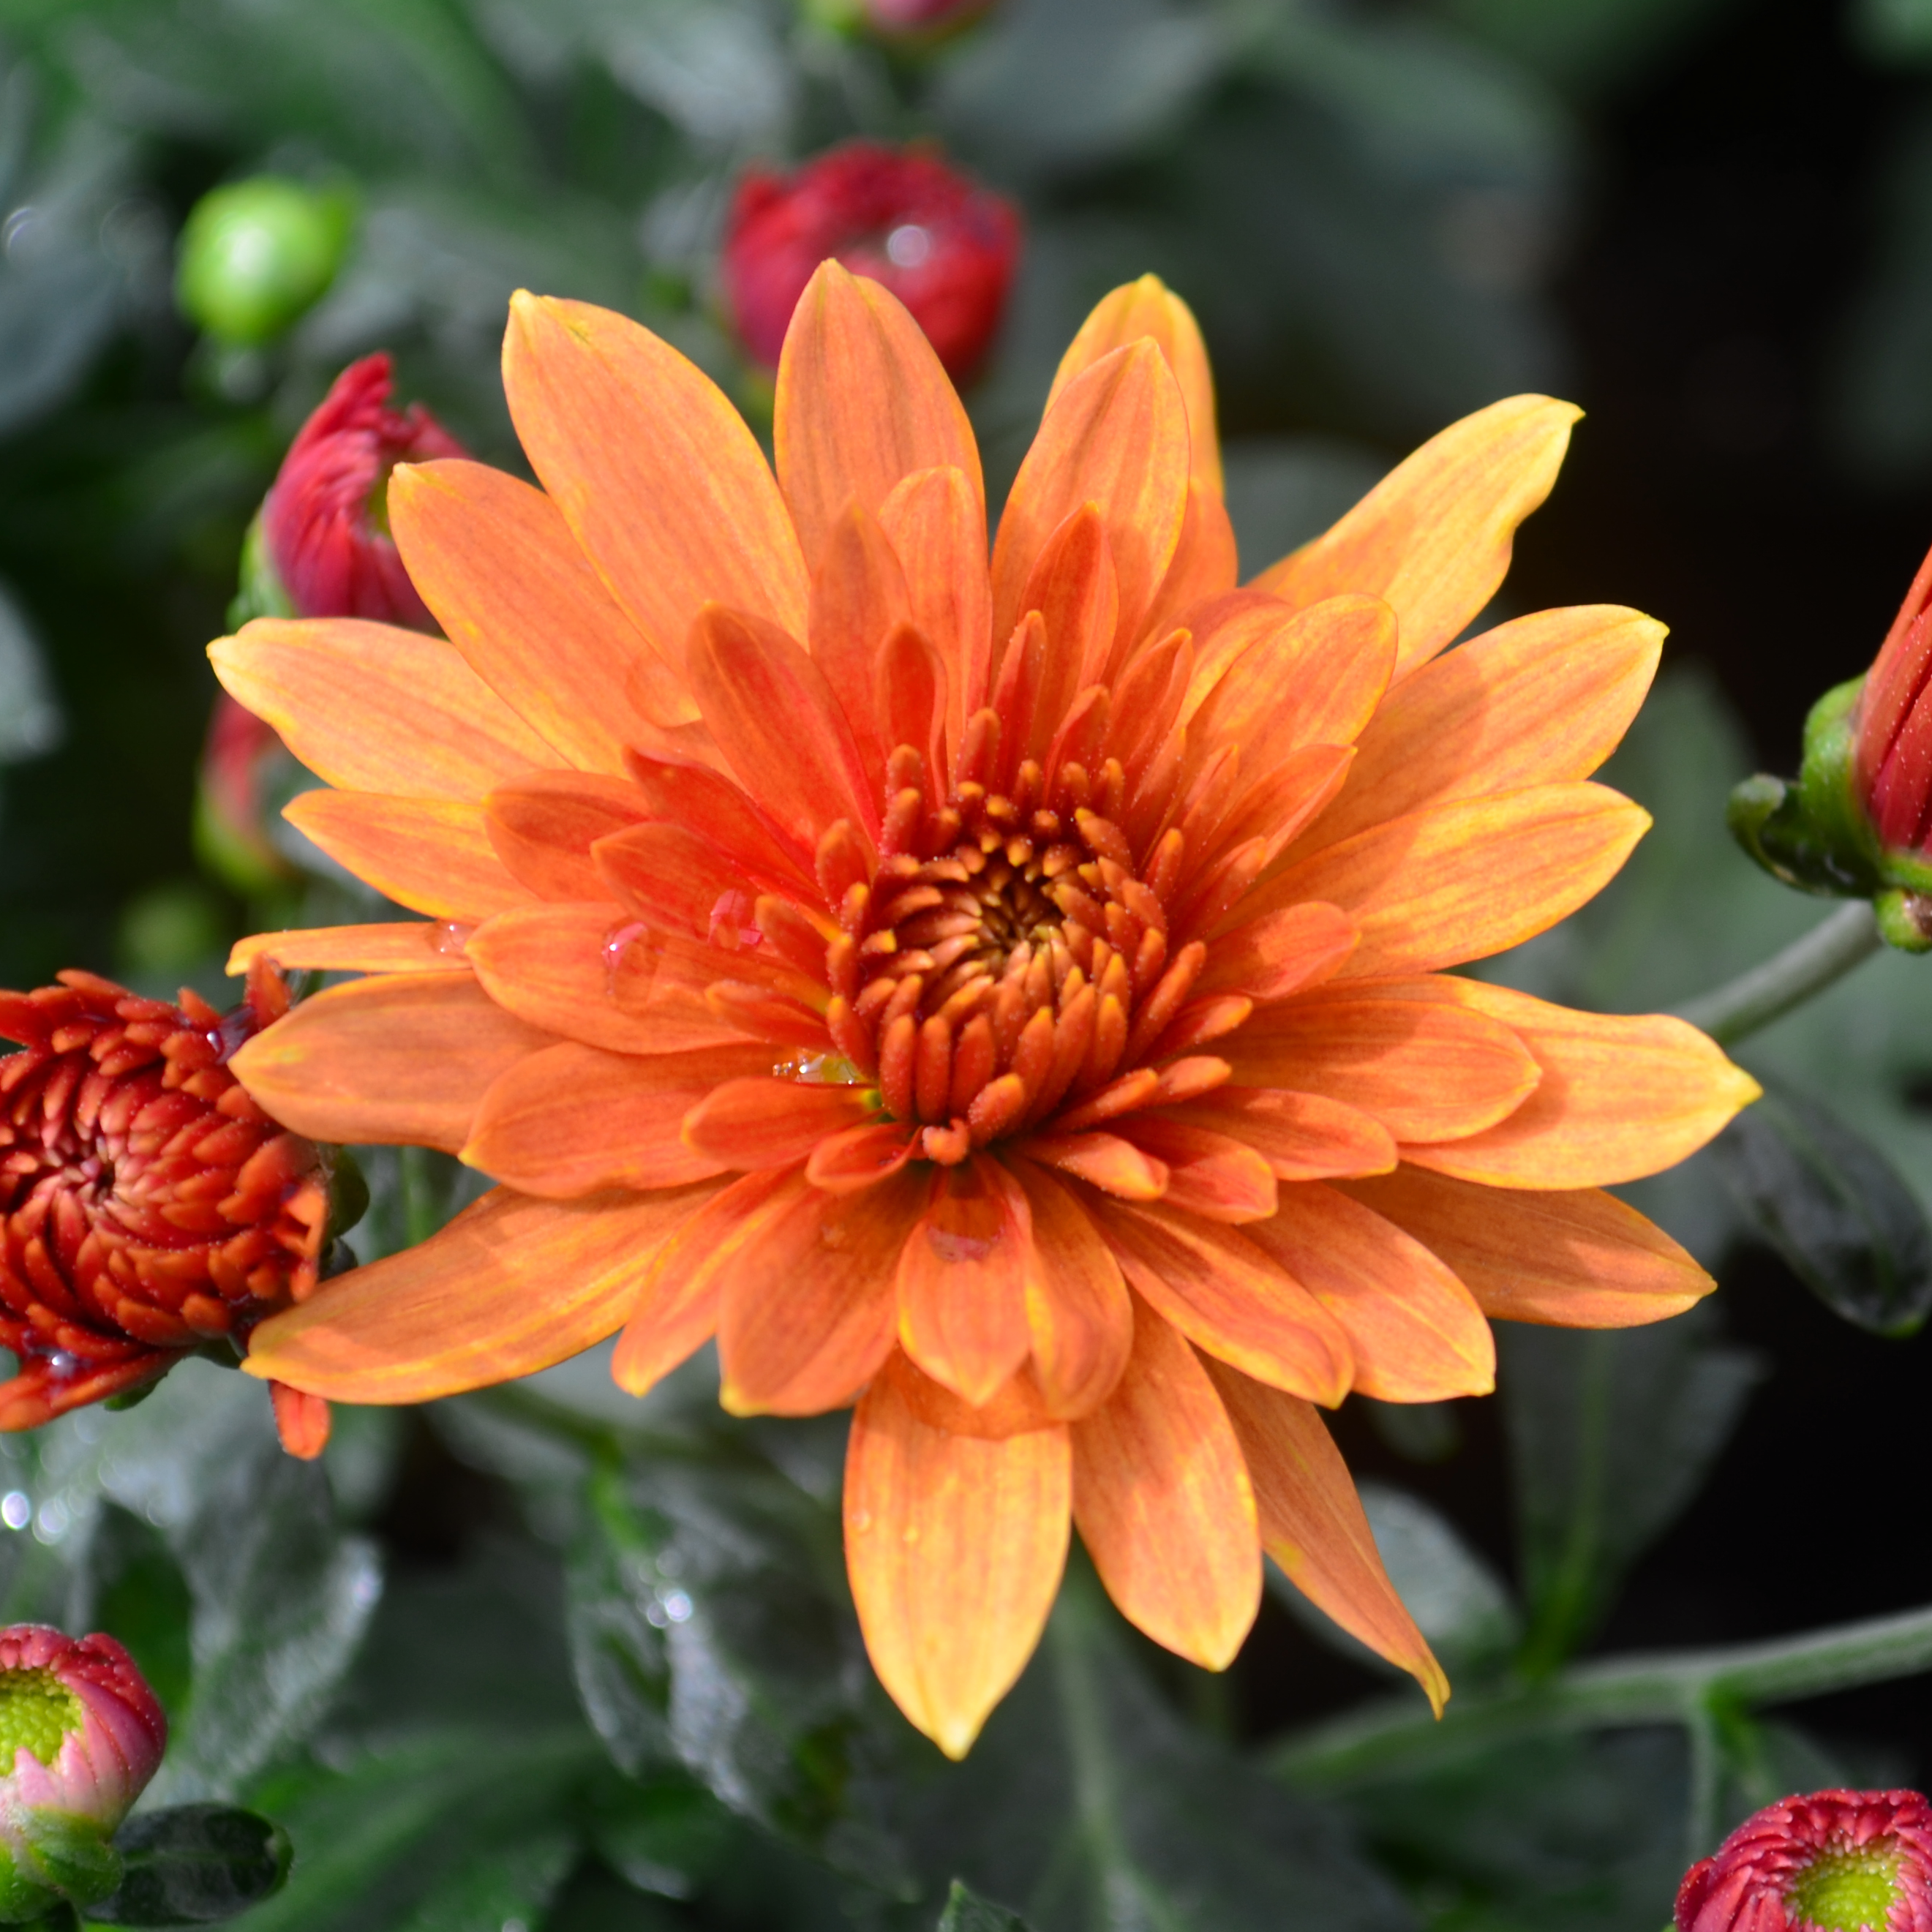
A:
[1269,1599,1932,1792]
[1672,901,1883,1045]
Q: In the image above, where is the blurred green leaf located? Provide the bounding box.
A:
[1713,1080,1932,1337]
[934,1879,1031,1932]
[937,0,1226,176]
[233,1729,593,1932]
[904,1574,1417,1932]
[387,1828,576,1932]
[0,576,65,764]
[91,1805,292,1926]
[1502,1314,1762,1675]
[1328,1728,1691,1932]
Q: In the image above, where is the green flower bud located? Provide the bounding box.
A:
[175,178,353,347]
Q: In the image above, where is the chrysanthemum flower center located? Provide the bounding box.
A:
[0,1667,80,1768]
[819,734,1229,1167]
[1787,1846,1903,1932]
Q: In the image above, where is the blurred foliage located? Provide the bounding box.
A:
[5,1,1932,1930]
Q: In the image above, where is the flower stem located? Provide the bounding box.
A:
[1672,901,1883,1045]
[1268,1600,1932,1792]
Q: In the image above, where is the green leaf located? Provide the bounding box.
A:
[907,1574,1416,1932]
[89,1805,291,1925]
[1714,1080,1932,1336]
[233,1729,594,1932]
[1502,1314,1762,1674]
[935,1879,1032,1932]
[563,1435,914,1894]
[387,1828,576,1932]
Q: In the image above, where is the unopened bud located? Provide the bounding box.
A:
[259,353,466,631]
[1677,1789,1932,1932]
[723,141,1020,380]
[1728,537,1932,950]
[0,1626,166,1922]
[175,178,353,348]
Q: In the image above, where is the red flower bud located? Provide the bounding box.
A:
[864,0,996,37]
[0,966,329,1452]
[1677,1789,1932,1932]
[1855,543,1932,856]
[0,1625,166,1919]
[722,141,1020,379]
[259,352,465,630]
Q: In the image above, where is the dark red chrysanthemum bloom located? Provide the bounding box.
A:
[723,141,1020,378]
[260,352,466,630]
[0,966,328,1447]
[1678,1790,1932,1932]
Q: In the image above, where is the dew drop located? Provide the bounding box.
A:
[430,920,473,958]
[849,1508,872,1533]
[602,920,650,994]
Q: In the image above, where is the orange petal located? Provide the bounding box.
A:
[1250,394,1580,680]
[990,341,1189,677]
[1113,1119,1278,1223]
[687,604,877,847]
[1203,1358,1447,1712]
[845,1356,1070,1759]
[269,1383,331,1459]
[1287,604,1665,860]
[1071,1300,1260,1669]
[1010,505,1118,756]
[895,1156,1034,1407]
[486,771,650,901]
[622,753,818,893]
[230,971,549,1150]
[1386,977,1762,1187]
[806,1120,920,1192]
[1048,273,1222,497]
[612,1166,792,1397]
[1195,746,1356,883]
[464,1041,775,1196]
[210,617,552,799]
[775,261,982,571]
[465,903,750,1054]
[1223,994,1540,1143]
[228,922,470,977]
[1022,1132,1169,1201]
[1248,784,1650,979]
[1245,1184,1494,1402]
[1340,1165,1714,1327]
[247,1181,726,1402]
[1184,595,1397,786]
[503,293,808,665]
[593,822,738,937]
[875,621,950,807]
[1095,1198,1353,1404]
[682,1077,879,1168]
[1138,481,1240,654]
[388,459,699,765]
[716,1166,928,1414]
[879,465,993,757]
[1195,901,1357,1001]
[285,791,532,922]
[1159,1086,1397,1183]
[1007,1158,1134,1420]
[884,1350,1060,1439]
[808,500,912,783]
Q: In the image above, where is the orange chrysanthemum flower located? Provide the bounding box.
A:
[210,266,1759,1756]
